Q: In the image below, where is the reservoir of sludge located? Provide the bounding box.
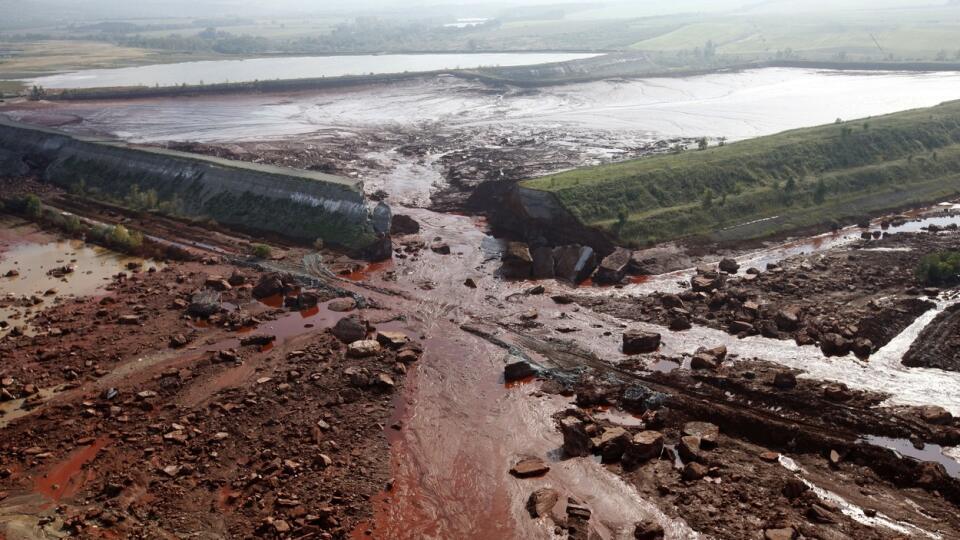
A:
[25,52,601,89]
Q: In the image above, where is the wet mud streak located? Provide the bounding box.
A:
[34,437,110,502]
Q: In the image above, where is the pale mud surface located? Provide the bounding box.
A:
[0,217,147,337]
[6,68,960,208]
[26,52,601,89]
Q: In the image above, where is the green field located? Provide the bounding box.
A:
[522,100,960,247]
[629,10,960,60]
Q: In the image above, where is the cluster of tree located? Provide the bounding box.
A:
[916,251,960,285]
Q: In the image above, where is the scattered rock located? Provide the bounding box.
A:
[764,528,796,540]
[347,340,381,358]
[390,214,420,235]
[240,334,275,347]
[623,330,661,355]
[681,462,709,481]
[504,359,537,383]
[327,297,357,312]
[510,457,550,478]
[376,331,409,349]
[560,417,591,457]
[526,488,559,518]
[169,334,189,348]
[718,258,740,274]
[595,248,633,284]
[332,316,368,343]
[782,477,809,499]
[773,371,797,390]
[501,242,534,279]
[634,520,665,540]
[682,422,719,449]
[623,431,664,467]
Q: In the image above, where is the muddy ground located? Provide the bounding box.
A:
[903,302,960,372]
[0,209,421,538]
[573,226,960,365]
[162,128,691,213]
[531,356,960,540]
[3,175,960,539]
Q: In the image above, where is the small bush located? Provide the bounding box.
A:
[916,251,960,285]
[105,224,143,252]
[23,194,42,218]
[252,243,272,259]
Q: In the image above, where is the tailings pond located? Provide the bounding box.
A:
[7,67,960,207]
[21,52,600,89]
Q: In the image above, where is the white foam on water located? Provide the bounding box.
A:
[778,456,941,539]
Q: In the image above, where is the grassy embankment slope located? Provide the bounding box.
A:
[522,100,960,247]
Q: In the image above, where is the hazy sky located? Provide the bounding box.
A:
[2,0,948,25]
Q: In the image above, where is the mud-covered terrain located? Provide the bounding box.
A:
[5,180,960,540]
[4,68,960,540]
[0,211,420,538]
[528,358,960,540]
[573,226,960,362]
[903,302,960,372]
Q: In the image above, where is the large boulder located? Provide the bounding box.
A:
[682,422,719,449]
[691,268,725,292]
[554,245,597,284]
[851,337,873,358]
[252,273,286,299]
[187,290,221,317]
[504,359,537,382]
[594,248,632,284]
[623,431,664,468]
[332,316,368,344]
[595,426,630,463]
[530,247,555,279]
[820,333,851,357]
[718,258,740,274]
[390,214,420,236]
[774,305,802,331]
[623,330,661,355]
[621,385,668,412]
[560,417,591,457]
[501,242,533,279]
[526,488,559,518]
[918,405,953,425]
[634,521,665,540]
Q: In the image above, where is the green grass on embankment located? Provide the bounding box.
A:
[522,100,960,246]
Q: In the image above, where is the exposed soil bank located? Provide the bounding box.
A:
[903,302,960,372]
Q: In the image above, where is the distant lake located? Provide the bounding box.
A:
[26,52,600,89]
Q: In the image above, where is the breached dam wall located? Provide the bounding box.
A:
[0,120,390,258]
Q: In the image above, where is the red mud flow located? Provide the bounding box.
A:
[353,332,526,540]
[34,437,110,503]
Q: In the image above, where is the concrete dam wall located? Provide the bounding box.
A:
[0,120,390,258]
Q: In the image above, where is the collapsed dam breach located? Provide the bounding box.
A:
[0,119,391,259]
